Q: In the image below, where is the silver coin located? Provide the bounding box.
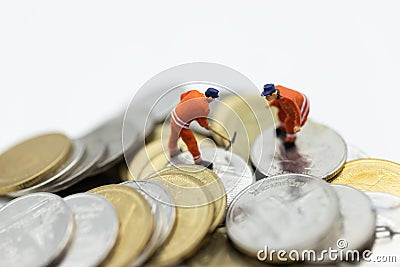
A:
[365,191,400,233]
[341,192,400,266]
[0,192,75,267]
[0,196,13,209]
[226,174,341,261]
[251,121,347,180]
[170,147,255,207]
[122,180,176,267]
[86,116,138,175]
[309,185,376,264]
[44,136,107,192]
[347,144,369,162]
[59,193,119,267]
[8,139,86,197]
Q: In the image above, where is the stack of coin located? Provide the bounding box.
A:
[0,110,156,196]
[0,133,81,196]
[166,147,255,207]
[2,84,400,267]
[0,131,109,196]
[0,183,173,267]
[93,166,227,266]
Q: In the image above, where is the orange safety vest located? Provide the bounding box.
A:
[269,85,309,127]
[171,90,210,129]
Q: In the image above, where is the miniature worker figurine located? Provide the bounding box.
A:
[261,84,310,149]
[168,88,219,169]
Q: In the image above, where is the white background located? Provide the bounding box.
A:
[1,0,399,162]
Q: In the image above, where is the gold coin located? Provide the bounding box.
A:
[0,133,72,194]
[146,174,214,267]
[139,151,170,179]
[88,184,154,267]
[125,139,164,180]
[330,158,400,196]
[211,94,277,161]
[186,227,270,267]
[147,165,226,232]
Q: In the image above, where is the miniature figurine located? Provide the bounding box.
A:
[168,88,219,169]
[261,84,310,149]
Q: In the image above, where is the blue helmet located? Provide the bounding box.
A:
[261,84,276,96]
[205,88,219,98]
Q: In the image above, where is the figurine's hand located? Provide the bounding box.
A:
[294,126,301,133]
[205,124,211,130]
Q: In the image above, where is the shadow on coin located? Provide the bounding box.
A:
[253,143,312,181]
[56,161,123,197]
[275,144,312,174]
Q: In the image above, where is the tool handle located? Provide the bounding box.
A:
[209,127,231,142]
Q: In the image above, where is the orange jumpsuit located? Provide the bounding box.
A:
[168,90,210,162]
[269,85,310,142]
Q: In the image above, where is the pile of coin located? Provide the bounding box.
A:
[0,111,152,197]
[0,165,228,267]
[1,82,400,266]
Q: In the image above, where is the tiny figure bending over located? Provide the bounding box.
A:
[261,84,310,150]
[168,88,219,169]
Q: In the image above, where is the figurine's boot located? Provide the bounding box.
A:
[284,141,296,150]
[195,160,214,170]
[275,128,286,138]
[284,132,297,150]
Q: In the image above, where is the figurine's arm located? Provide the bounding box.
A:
[281,99,301,127]
[196,117,210,129]
[268,99,278,108]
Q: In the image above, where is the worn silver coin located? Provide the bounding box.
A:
[226,174,341,262]
[309,185,376,264]
[346,144,369,162]
[251,121,347,180]
[9,139,86,196]
[122,180,176,267]
[0,192,75,267]
[44,136,107,192]
[365,191,400,234]
[169,147,255,207]
[59,193,119,267]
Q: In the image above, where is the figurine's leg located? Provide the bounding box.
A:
[276,109,287,137]
[168,124,181,157]
[284,119,297,149]
[179,129,202,163]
